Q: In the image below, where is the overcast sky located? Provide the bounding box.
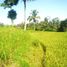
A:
[0,0,67,25]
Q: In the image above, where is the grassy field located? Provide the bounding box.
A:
[31,31,67,67]
[0,27,67,67]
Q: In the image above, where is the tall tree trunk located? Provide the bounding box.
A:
[11,19,13,26]
[24,1,26,31]
[34,22,35,31]
[33,19,36,31]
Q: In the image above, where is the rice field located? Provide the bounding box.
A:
[31,31,67,67]
[0,27,67,67]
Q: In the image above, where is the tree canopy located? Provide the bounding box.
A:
[8,9,17,24]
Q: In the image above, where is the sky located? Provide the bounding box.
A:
[0,0,67,25]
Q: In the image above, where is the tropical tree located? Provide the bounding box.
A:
[8,9,17,25]
[0,0,19,9]
[58,19,67,32]
[51,17,60,31]
[1,0,33,30]
[27,10,40,30]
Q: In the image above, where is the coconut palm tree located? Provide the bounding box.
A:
[27,10,40,30]
[21,0,34,31]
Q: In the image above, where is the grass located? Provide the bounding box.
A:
[0,26,67,67]
[0,27,44,67]
[31,31,67,67]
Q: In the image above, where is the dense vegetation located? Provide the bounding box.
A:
[0,27,45,67]
[17,17,67,32]
[0,17,67,32]
[32,31,67,67]
[0,27,67,67]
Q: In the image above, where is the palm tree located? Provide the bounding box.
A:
[23,0,27,31]
[22,0,34,31]
[27,10,40,30]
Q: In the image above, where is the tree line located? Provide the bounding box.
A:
[0,0,67,32]
[17,16,67,32]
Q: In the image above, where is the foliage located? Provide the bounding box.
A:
[27,10,40,22]
[27,10,40,30]
[58,19,67,32]
[32,31,67,67]
[4,0,19,6]
[0,27,67,67]
[0,23,4,27]
[0,0,19,9]
[8,9,17,24]
[0,27,44,67]
[27,17,67,32]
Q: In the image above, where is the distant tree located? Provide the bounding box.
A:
[8,9,17,25]
[0,23,4,27]
[16,23,24,29]
[22,0,34,31]
[27,23,34,30]
[27,10,40,30]
[44,17,49,30]
[0,0,19,9]
[35,17,60,31]
[58,19,67,32]
[36,17,49,31]
[52,17,60,31]
[44,16,50,22]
